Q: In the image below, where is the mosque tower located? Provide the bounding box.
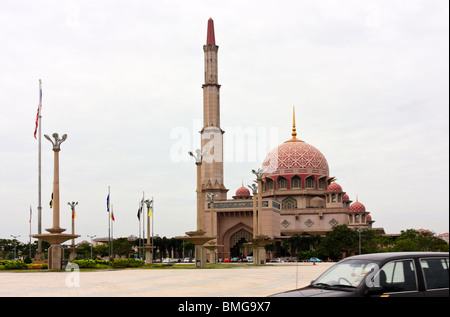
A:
[201,18,228,200]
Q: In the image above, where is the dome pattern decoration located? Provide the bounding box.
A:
[327,182,342,192]
[342,194,349,202]
[349,201,366,213]
[235,186,251,197]
[262,140,329,177]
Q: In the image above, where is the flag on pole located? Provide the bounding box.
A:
[29,206,32,223]
[34,80,42,139]
[148,200,153,217]
[137,205,142,220]
[49,192,53,208]
[72,209,76,219]
[111,207,115,221]
[107,194,110,213]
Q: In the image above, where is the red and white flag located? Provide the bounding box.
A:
[33,79,42,139]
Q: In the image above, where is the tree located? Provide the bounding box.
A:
[318,225,358,260]
[113,237,133,257]
[391,229,449,252]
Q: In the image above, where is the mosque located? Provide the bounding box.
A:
[197,18,384,260]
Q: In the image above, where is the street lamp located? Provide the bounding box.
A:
[87,235,96,259]
[68,201,78,259]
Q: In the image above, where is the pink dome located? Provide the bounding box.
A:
[342,194,349,201]
[349,201,366,213]
[327,182,342,192]
[262,139,329,178]
[366,214,372,222]
[235,186,250,197]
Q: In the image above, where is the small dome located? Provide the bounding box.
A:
[235,186,250,197]
[327,182,342,192]
[349,201,366,213]
[342,194,349,201]
[366,214,372,222]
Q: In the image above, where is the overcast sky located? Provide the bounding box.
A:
[1,0,448,244]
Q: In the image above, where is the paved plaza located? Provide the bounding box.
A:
[0,263,333,297]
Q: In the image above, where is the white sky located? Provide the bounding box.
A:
[0,0,448,244]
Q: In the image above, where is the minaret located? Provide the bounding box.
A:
[201,18,228,200]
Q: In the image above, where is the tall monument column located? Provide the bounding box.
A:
[201,18,228,200]
[31,133,80,270]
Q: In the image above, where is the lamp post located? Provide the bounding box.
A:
[88,235,96,259]
[176,150,215,268]
[67,201,78,260]
[143,199,155,264]
[248,184,258,239]
[204,193,221,264]
[189,149,206,233]
[251,168,266,235]
[249,168,271,265]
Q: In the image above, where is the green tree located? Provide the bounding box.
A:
[318,225,358,260]
[391,229,449,252]
[113,237,133,257]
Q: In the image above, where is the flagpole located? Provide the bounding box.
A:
[29,206,32,259]
[138,201,141,259]
[108,186,111,262]
[37,79,43,259]
[151,197,154,254]
[142,191,145,259]
[111,204,114,259]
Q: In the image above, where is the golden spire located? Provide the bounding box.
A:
[288,106,301,141]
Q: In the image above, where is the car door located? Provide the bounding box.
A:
[375,259,423,297]
[419,257,449,297]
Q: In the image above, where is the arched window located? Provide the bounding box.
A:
[318,177,326,189]
[331,194,336,202]
[282,197,297,210]
[349,214,353,223]
[277,176,287,189]
[291,175,301,189]
[266,178,275,190]
[305,176,315,189]
[355,214,360,223]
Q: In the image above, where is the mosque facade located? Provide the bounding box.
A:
[197,19,383,260]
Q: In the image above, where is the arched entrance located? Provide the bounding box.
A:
[229,229,252,258]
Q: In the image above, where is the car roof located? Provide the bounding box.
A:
[341,252,449,263]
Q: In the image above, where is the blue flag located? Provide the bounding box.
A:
[107,194,110,212]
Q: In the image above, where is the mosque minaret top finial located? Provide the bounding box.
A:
[206,18,216,45]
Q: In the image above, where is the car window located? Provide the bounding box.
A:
[420,258,449,290]
[379,259,417,292]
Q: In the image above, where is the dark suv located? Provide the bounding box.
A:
[270,252,449,297]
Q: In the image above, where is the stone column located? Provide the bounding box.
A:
[32,133,79,270]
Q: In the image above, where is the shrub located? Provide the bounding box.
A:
[0,260,28,270]
[112,258,144,268]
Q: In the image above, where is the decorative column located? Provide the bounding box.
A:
[67,201,78,261]
[176,150,215,268]
[248,184,258,239]
[144,199,155,264]
[249,168,272,265]
[31,133,79,270]
[204,193,222,264]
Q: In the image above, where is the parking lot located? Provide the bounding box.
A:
[0,262,333,297]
